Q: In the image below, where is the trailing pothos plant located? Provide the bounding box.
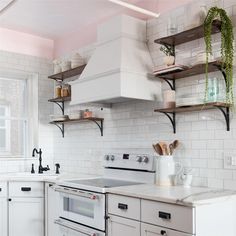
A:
[204,7,234,104]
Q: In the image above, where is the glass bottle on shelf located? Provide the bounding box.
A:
[207,77,219,102]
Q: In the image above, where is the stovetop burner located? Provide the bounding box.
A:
[66,178,141,188]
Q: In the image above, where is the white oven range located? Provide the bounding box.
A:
[54,153,156,236]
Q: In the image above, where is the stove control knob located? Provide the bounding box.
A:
[110,155,115,161]
[142,156,149,163]
[104,155,110,161]
[136,156,142,163]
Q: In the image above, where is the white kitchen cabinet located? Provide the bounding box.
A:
[8,181,44,236]
[0,198,7,236]
[141,223,193,236]
[0,182,7,236]
[107,214,140,236]
[45,182,60,236]
[9,197,44,236]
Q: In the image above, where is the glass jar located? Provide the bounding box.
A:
[55,85,62,98]
[207,77,219,102]
[61,84,70,97]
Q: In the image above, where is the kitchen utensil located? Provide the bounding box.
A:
[173,140,179,149]
[159,142,167,155]
[169,143,174,155]
[152,144,162,155]
[162,143,169,155]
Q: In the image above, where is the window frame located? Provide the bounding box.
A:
[0,72,38,158]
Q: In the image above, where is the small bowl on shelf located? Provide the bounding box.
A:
[50,115,69,122]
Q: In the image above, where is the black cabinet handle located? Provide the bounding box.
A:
[49,184,53,187]
[161,230,167,235]
[8,198,12,202]
[118,203,128,210]
[21,187,31,192]
[0,188,2,192]
[159,211,171,220]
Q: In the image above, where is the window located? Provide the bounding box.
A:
[0,105,10,153]
[0,75,38,158]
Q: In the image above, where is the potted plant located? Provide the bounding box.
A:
[160,45,175,66]
[204,7,234,104]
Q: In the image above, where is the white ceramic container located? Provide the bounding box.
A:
[156,155,182,186]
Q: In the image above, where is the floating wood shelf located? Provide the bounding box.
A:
[155,102,230,133]
[48,64,86,81]
[50,117,104,137]
[48,96,71,103]
[154,20,221,46]
[154,61,222,80]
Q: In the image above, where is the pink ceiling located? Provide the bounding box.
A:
[54,0,193,58]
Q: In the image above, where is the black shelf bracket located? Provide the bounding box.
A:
[52,123,65,137]
[213,63,228,91]
[53,101,65,115]
[215,106,230,131]
[162,78,176,90]
[91,119,104,136]
[160,112,176,133]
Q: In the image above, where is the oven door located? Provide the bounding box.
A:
[55,218,105,236]
[55,186,105,231]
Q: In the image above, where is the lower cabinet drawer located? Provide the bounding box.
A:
[108,194,141,220]
[141,223,193,236]
[0,182,7,197]
[141,200,195,234]
[9,182,44,197]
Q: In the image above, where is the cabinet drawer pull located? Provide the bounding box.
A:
[160,230,167,235]
[21,187,31,192]
[118,203,128,210]
[159,211,171,220]
[0,188,2,192]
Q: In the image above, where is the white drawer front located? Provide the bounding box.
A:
[0,182,7,197]
[141,200,195,234]
[141,223,193,236]
[108,194,141,220]
[9,182,44,197]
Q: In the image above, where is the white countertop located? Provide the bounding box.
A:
[0,172,97,182]
[107,184,236,206]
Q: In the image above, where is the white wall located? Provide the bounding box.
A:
[52,0,236,190]
[0,50,54,173]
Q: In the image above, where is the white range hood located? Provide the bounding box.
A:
[70,15,161,105]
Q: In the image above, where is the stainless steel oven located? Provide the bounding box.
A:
[54,186,106,231]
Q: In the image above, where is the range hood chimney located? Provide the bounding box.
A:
[70,15,161,105]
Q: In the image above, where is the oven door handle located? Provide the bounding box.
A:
[53,186,99,200]
[55,219,98,236]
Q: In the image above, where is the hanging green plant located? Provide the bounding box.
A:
[204,7,234,104]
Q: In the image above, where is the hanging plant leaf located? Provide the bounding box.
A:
[204,7,234,105]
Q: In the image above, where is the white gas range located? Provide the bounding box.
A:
[54,153,156,236]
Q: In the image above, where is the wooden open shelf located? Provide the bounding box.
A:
[154,20,221,46]
[155,102,230,133]
[48,64,86,81]
[50,117,104,137]
[48,96,71,103]
[155,102,230,113]
[154,61,222,80]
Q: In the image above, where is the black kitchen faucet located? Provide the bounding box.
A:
[32,148,50,174]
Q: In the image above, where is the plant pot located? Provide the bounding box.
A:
[164,56,175,66]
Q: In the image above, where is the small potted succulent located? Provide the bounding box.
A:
[160,45,175,66]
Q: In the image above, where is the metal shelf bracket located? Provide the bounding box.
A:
[216,106,230,131]
[52,123,65,137]
[162,79,176,90]
[160,112,176,133]
[91,119,104,136]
